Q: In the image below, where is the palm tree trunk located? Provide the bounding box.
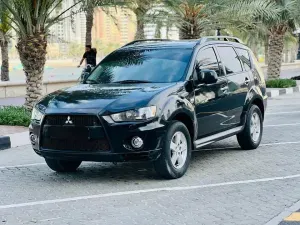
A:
[85,7,94,46]
[16,33,47,110]
[264,36,269,65]
[155,22,162,39]
[284,49,289,63]
[267,33,284,80]
[0,37,9,81]
[135,13,145,40]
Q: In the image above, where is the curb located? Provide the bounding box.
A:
[267,86,300,98]
[0,131,29,150]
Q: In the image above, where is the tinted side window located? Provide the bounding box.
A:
[236,48,251,71]
[217,46,243,75]
[196,47,222,77]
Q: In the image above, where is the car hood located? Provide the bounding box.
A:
[39,83,176,113]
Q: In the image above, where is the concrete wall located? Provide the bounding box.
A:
[0,79,78,98]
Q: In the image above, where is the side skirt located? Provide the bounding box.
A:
[194,126,244,149]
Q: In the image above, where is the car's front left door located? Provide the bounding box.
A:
[194,46,230,138]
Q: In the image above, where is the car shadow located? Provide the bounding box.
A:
[44,145,243,182]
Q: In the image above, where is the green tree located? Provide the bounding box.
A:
[1,0,80,110]
[161,0,277,40]
[0,7,11,81]
[258,0,300,79]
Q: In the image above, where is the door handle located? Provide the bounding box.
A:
[245,77,250,85]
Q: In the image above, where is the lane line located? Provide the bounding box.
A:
[267,111,300,115]
[0,163,45,170]
[0,174,299,210]
[265,123,300,127]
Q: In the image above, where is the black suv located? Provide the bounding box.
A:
[30,36,267,179]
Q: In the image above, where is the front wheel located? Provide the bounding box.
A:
[154,121,192,179]
[237,105,263,150]
[45,159,82,172]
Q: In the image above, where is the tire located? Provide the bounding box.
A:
[154,121,192,179]
[237,105,263,150]
[45,159,82,172]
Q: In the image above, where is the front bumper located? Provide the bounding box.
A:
[29,114,166,162]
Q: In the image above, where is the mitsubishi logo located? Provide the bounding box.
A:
[65,116,73,125]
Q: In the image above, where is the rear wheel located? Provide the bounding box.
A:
[45,159,82,172]
[237,105,263,150]
[154,121,192,179]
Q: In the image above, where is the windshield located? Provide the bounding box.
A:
[86,48,193,84]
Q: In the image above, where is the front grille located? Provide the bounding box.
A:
[44,115,100,126]
[41,115,110,152]
[42,138,110,152]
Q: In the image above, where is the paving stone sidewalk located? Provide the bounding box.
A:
[0,125,27,136]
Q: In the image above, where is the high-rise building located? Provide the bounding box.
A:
[50,0,86,54]
[92,7,136,45]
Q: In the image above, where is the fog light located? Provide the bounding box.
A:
[30,134,37,145]
[131,136,143,149]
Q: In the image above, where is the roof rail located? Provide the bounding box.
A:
[200,36,243,44]
[122,39,172,47]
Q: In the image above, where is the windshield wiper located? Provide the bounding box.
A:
[113,80,152,84]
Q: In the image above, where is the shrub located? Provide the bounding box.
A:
[0,106,31,127]
[266,79,297,88]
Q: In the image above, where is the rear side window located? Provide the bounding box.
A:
[196,47,223,77]
[217,46,243,75]
[236,48,251,71]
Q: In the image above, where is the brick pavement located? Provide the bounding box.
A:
[0,92,300,225]
[0,125,27,136]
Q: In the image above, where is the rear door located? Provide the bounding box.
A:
[194,46,230,137]
[215,45,251,126]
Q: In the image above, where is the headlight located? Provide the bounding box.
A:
[110,106,157,122]
[31,107,44,124]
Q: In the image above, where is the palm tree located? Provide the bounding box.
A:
[161,0,277,40]
[0,0,80,110]
[0,7,10,81]
[257,0,300,79]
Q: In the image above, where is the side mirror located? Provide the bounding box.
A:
[197,69,218,85]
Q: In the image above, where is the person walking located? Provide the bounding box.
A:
[78,45,97,68]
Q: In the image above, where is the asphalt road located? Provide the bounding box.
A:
[0,93,300,224]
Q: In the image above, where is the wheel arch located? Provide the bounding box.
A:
[169,110,197,149]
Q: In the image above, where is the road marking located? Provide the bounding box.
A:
[0,163,45,170]
[0,174,299,210]
[267,111,300,115]
[265,123,300,127]
[261,141,300,146]
[265,199,300,225]
[284,212,300,221]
